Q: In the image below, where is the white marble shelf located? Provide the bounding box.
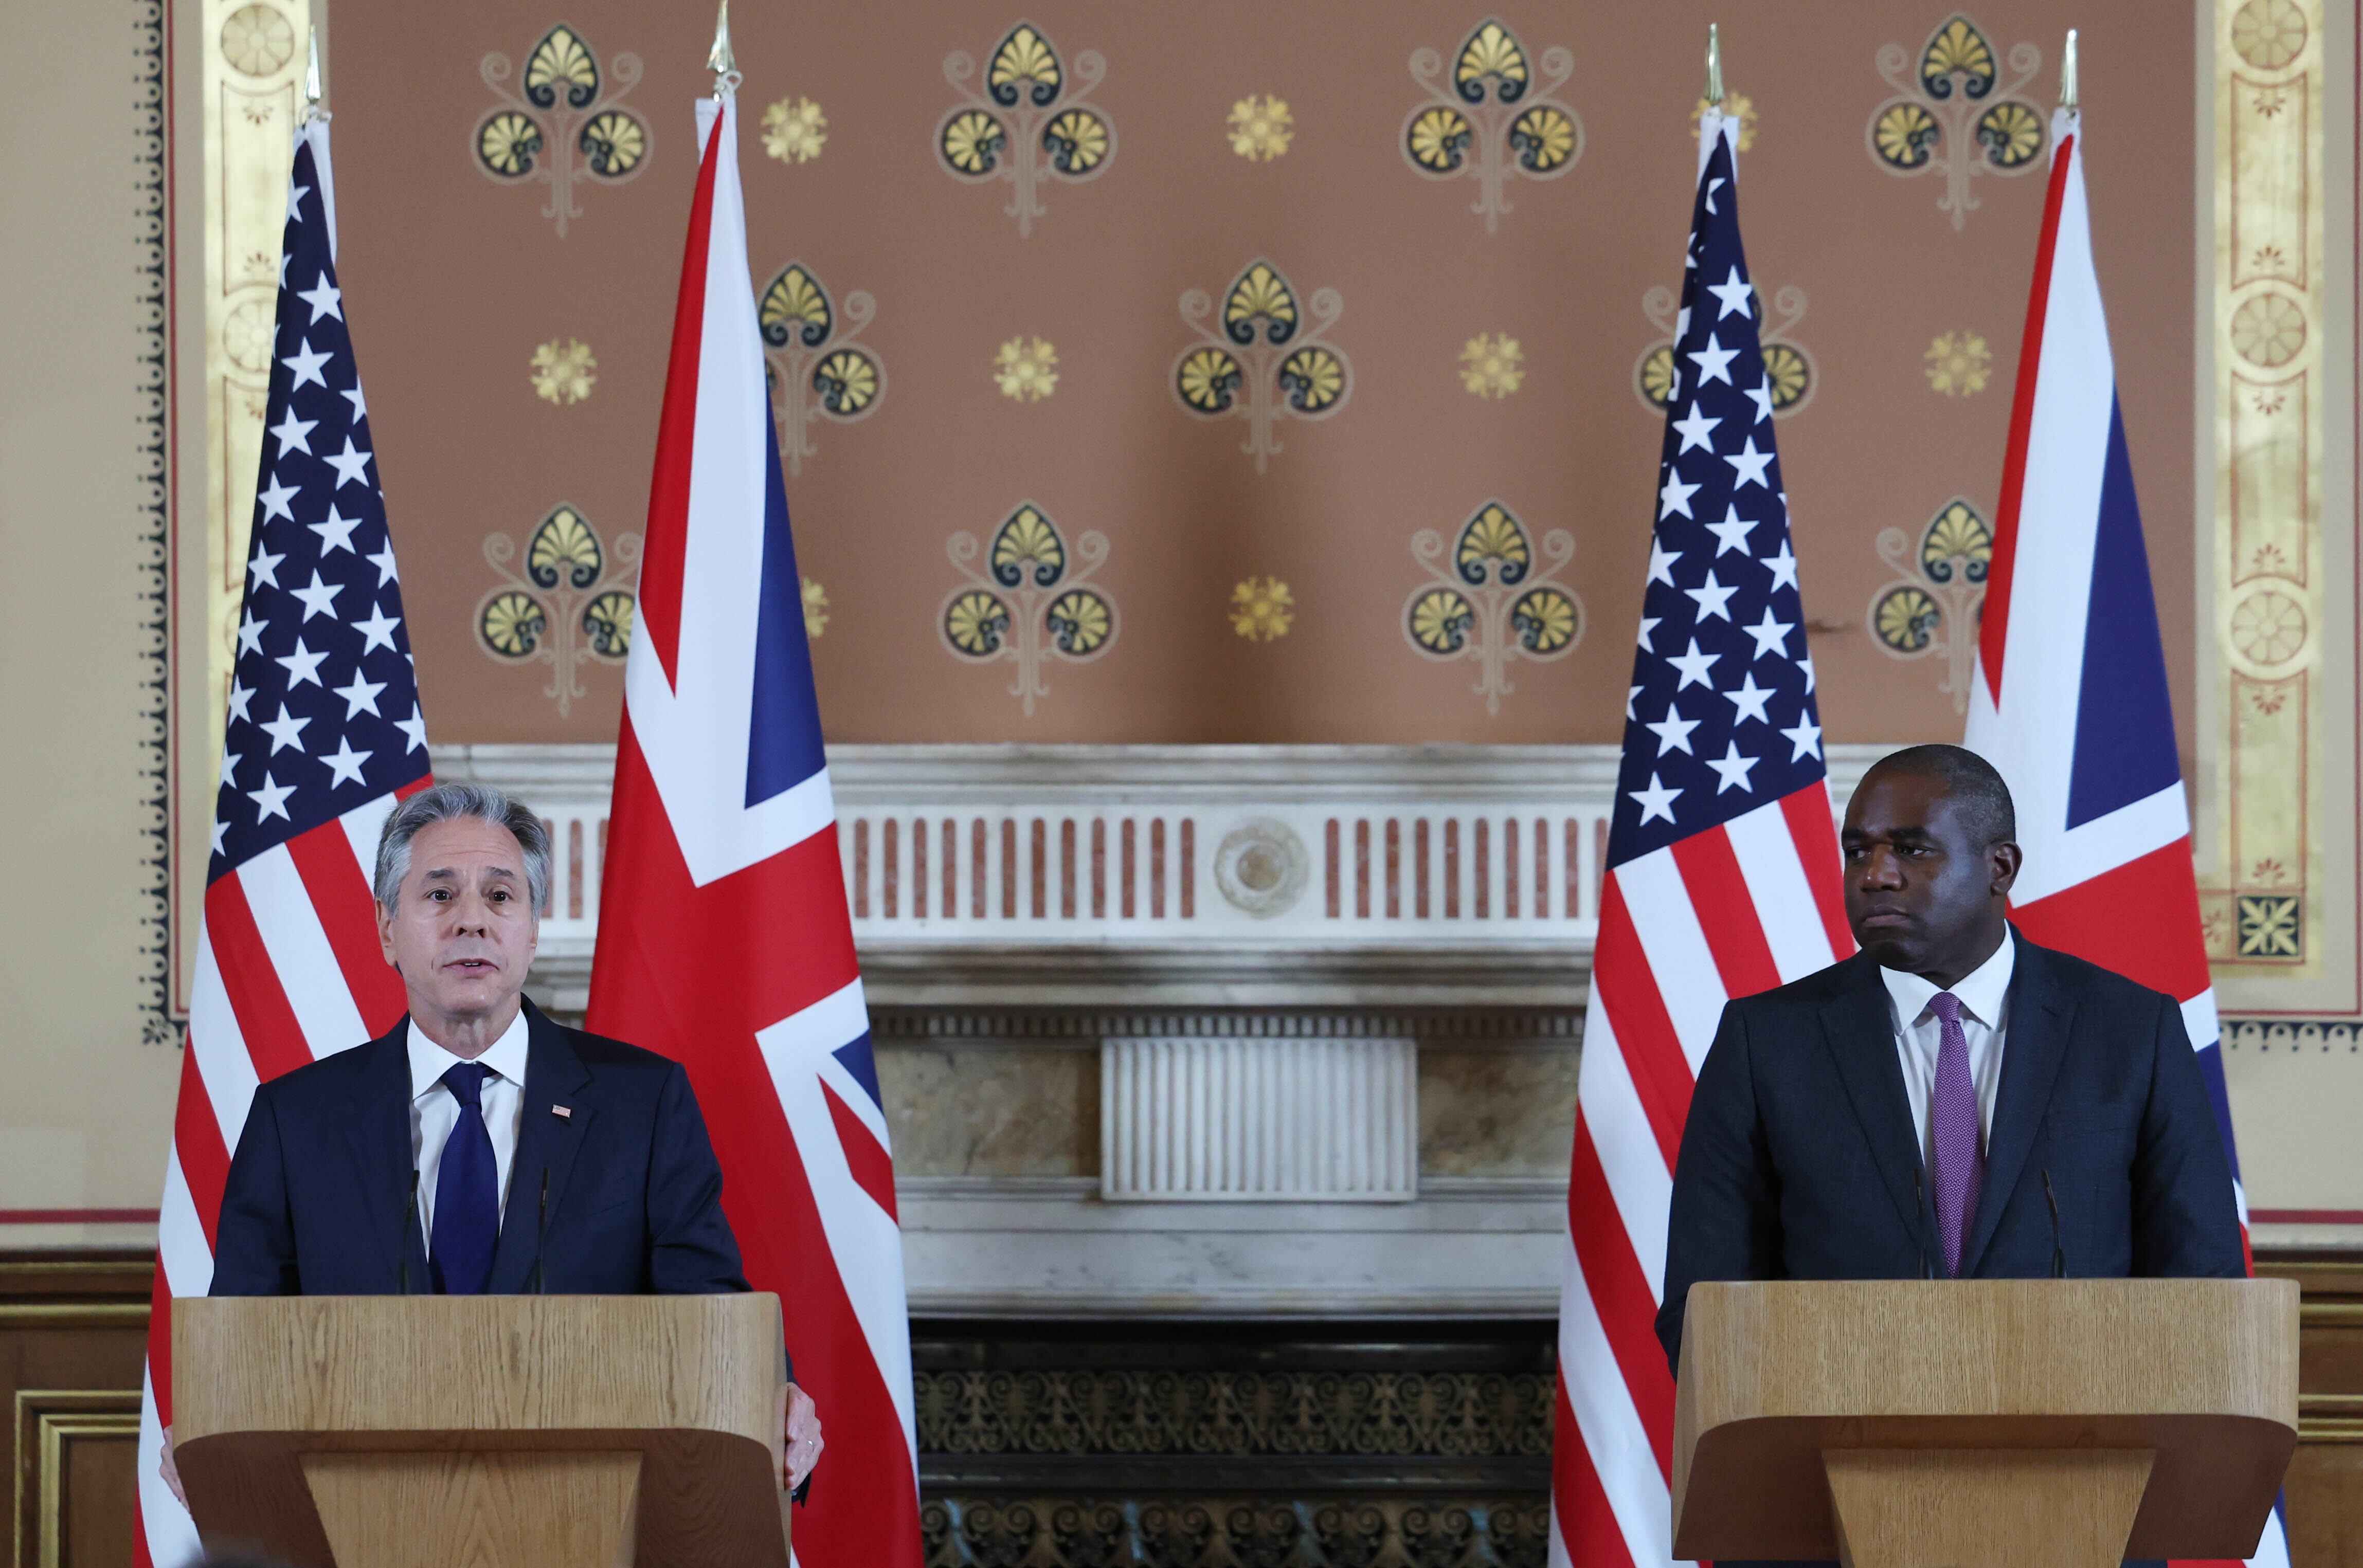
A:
[434,742,1888,1010]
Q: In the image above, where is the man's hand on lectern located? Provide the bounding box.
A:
[160,1423,186,1507]
[782,1382,823,1493]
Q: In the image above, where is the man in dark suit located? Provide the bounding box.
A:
[1658,743,2245,1363]
[163,782,823,1501]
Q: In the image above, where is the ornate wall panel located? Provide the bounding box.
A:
[2199,0,2361,1013]
[171,0,314,1014]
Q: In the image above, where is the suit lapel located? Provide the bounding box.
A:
[1816,954,1932,1250]
[338,1023,426,1292]
[488,1000,594,1293]
[1961,933,2074,1275]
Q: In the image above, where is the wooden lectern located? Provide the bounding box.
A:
[1672,1279,2299,1568]
[172,1294,791,1568]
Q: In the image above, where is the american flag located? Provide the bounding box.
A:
[1964,107,2289,1568]
[584,90,920,1567]
[135,118,428,1567]
[1548,110,1851,1568]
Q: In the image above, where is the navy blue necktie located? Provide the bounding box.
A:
[429,1062,498,1295]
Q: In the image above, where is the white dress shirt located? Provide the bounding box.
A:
[408,1010,529,1245]
[1880,929,2014,1171]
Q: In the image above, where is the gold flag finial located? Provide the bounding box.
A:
[1705,23,1724,108]
[2060,27,2079,111]
[708,0,737,83]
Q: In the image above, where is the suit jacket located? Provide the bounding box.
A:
[212,999,763,1321]
[1656,931,2245,1374]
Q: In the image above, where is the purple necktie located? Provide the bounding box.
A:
[1926,991,1985,1278]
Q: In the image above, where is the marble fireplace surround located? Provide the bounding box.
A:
[433,741,1893,1317]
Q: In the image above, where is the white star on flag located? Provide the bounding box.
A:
[1742,607,1794,659]
[1721,670,1776,725]
[296,275,343,322]
[1628,771,1682,825]
[257,703,311,754]
[324,437,374,488]
[1687,332,1739,385]
[311,505,364,555]
[1704,504,1757,556]
[1684,571,1738,622]
[1705,266,1754,319]
[281,339,332,389]
[1671,402,1721,454]
[1645,702,1701,756]
[1705,740,1760,793]
[1667,639,1720,691]
[318,736,372,788]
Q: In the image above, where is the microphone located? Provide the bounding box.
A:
[1911,1164,1936,1280]
[527,1168,550,1294]
[398,1167,420,1296]
[2042,1169,2066,1279]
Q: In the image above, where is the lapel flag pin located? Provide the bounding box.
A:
[553,1104,571,1119]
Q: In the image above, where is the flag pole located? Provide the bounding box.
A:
[2060,27,2079,111]
[707,0,740,95]
[1705,22,1723,110]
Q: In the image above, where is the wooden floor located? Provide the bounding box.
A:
[6,1250,2356,1567]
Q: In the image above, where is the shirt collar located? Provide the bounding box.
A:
[407,1006,532,1101]
[1879,926,2015,1030]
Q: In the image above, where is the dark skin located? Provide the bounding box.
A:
[1841,767,2024,989]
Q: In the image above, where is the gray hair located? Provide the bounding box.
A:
[373,781,550,915]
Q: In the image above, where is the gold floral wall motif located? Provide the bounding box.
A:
[1228,96,1294,162]
[1402,20,1582,233]
[1173,261,1351,476]
[475,25,648,238]
[1634,285,1813,418]
[939,23,1114,237]
[762,95,826,164]
[475,503,639,717]
[1867,15,2046,231]
[758,262,883,477]
[1403,501,1582,715]
[942,503,1118,715]
[1865,498,1992,715]
[2197,0,2341,990]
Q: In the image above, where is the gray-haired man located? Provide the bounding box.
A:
[161,782,823,1501]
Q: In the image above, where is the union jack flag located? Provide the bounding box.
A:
[1548,110,1851,1568]
[1965,106,2289,1568]
[584,88,919,1567]
[135,117,428,1567]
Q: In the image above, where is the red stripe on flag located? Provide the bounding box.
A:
[821,1080,899,1222]
[634,110,727,689]
[1550,1377,1640,1568]
[170,1049,231,1253]
[1778,784,1855,960]
[1981,131,2078,702]
[1568,1115,1676,1481]
[286,821,406,1035]
[2009,837,2213,1006]
[202,875,314,1084]
[1670,828,1783,1001]
[1591,877,1697,1169]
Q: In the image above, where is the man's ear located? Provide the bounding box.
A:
[376,895,400,970]
[1989,839,2024,897]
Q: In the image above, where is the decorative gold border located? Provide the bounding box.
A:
[2199,0,2361,1010]
[12,1391,142,1568]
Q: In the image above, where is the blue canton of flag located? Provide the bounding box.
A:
[210,135,427,880]
[1608,131,1825,868]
